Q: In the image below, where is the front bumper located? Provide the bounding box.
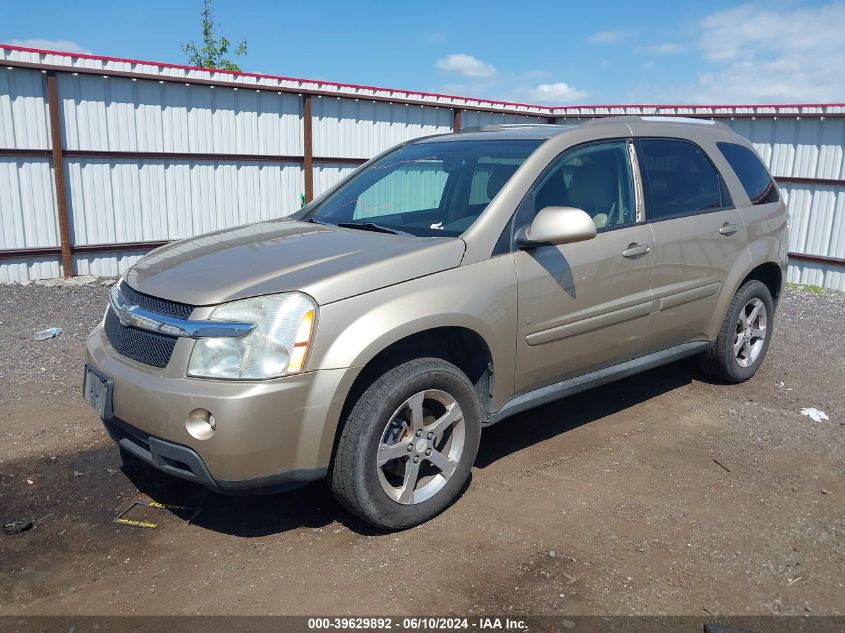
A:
[103,417,325,494]
[86,322,358,486]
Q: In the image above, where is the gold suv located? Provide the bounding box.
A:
[85,117,788,529]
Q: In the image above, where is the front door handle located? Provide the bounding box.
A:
[622,242,650,258]
[719,222,739,236]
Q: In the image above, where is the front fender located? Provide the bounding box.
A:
[306,256,518,466]
[310,255,518,399]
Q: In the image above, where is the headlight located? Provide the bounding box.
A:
[187,292,316,380]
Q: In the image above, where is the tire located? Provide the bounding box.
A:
[700,279,775,384]
[2,518,33,535]
[330,357,482,530]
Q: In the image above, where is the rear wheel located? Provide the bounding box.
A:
[330,357,482,530]
[700,279,774,383]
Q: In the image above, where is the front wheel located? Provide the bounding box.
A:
[330,357,482,530]
[700,279,775,383]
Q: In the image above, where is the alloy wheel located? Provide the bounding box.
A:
[734,297,767,368]
[376,389,465,505]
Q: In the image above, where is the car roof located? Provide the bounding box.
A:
[415,116,735,144]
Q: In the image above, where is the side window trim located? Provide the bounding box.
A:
[627,140,646,223]
[634,136,735,224]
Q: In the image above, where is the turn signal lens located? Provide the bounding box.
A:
[287,309,315,374]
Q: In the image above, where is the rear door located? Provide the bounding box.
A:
[635,138,747,353]
[512,140,655,393]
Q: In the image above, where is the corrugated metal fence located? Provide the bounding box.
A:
[1,44,843,290]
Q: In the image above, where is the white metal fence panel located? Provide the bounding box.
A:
[66,159,303,246]
[785,259,844,290]
[314,162,358,198]
[313,98,452,158]
[58,73,303,154]
[780,185,844,258]
[0,157,58,248]
[725,117,845,180]
[0,68,50,149]
[459,110,547,128]
[73,251,145,278]
[0,256,61,283]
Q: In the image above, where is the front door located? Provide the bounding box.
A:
[513,140,655,394]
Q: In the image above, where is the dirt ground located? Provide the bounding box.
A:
[0,283,842,616]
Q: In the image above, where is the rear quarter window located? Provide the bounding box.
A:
[717,142,780,205]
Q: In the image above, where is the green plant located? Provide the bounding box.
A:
[182,0,247,71]
[786,282,829,295]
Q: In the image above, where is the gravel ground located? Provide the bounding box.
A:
[0,281,114,460]
[0,282,842,616]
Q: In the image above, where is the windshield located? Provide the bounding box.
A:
[301,139,543,237]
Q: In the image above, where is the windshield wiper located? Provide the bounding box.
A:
[334,221,413,236]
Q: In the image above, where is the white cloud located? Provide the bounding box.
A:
[697,3,843,63]
[435,53,497,78]
[587,30,629,44]
[529,82,588,103]
[7,38,91,55]
[691,2,845,102]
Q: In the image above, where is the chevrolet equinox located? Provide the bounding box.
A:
[85,117,788,529]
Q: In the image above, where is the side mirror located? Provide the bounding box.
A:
[516,206,597,248]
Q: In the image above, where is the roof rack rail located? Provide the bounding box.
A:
[458,116,733,134]
[639,115,731,129]
[457,123,568,133]
[584,115,731,130]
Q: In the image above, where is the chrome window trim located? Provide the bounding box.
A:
[109,284,255,339]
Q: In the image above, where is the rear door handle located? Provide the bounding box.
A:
[622,243,650,258]
[719,222,739,236]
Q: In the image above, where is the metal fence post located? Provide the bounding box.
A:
[303,95,314,203]
[45,71,74,277]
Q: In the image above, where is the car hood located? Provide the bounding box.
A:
[124,219,466,306]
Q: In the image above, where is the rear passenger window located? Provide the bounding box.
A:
[638,139,732,221]
[717,142,779,205]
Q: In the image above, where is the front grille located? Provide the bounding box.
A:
[103,283,197,368]
[119,283,194,319]
[104,308,178,368]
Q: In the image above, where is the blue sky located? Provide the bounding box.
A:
[3,0,844,104]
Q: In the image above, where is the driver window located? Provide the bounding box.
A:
[532,141,635,230]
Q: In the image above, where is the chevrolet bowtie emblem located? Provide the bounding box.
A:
[108,283,256,339]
